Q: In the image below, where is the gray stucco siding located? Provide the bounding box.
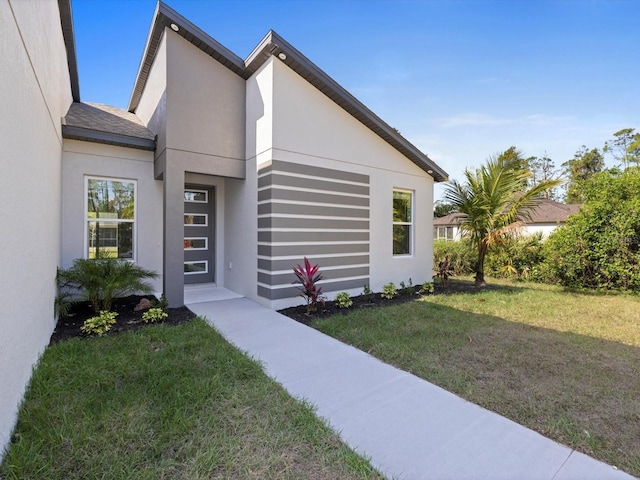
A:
[258,202,368,218]
[258,278,369,300]
[258,266,369,286]
[258,254,370,272]
[258,174,369,196]
[258,188,369,207]
[258,242,369,257]
[258,217,369,230]
[257,231,369,243]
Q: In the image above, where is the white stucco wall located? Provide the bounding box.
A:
[522,224,558,239]
[61,140,164,293]
[269,58,435,304]
[0,0,72,457]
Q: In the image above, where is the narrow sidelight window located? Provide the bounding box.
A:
[393,189,413,256]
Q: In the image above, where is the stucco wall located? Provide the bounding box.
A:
[61,140,164,293]
[0,0,72,457]
[165,31,246,169]
[253,58,435,309]
[135,31,167,162]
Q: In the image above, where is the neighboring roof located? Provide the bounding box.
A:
[433,212,464,226]
[57,0,80,102]
[128,1,448,182]
[525,199,582,224]
[433,200,582,226]
[62,102,156,151]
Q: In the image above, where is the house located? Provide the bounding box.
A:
[1,0,447,455]
[433,199,581,241]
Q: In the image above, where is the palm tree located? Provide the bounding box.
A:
[443,155,561,286]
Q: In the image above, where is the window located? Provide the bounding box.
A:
[393,189,413,255]
[86,177,136,259]
[434,226,454,241]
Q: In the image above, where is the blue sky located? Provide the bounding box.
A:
[72,0,640,199]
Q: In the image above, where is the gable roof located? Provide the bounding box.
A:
[63,102,156,150]
[128,1,448,182]
[433,200,582,227]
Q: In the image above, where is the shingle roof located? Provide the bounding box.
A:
[525,199,582,224]
[127,1,448,181]
[433,200,582,226]
[62,102,156,150]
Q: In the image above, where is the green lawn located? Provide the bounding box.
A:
[312,278,640,478]
[1,318,382,480]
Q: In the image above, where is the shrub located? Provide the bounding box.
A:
[484,233,545,280]
[362,284,374,302]
[433,239,476,276]
[334,292,353,309]
[58,258,158,313]
[541,169,640,291]
[399,279,414,295]
[419,281,435,295]
[155,293,169,310]
[381,282,397,300]
[81,311,118,336]
[142,308,168,323]
[293,257,326,314]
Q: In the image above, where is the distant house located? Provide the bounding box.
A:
[433,199,582,241]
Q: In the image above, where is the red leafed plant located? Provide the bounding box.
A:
[293,257,325,314]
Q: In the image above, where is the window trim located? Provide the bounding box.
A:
[392,188,414,257]
[84,176,137,261]
[184,260,209,275]
[184,189,208,203]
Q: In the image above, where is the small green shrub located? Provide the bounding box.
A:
[399,278,414,295]
[142,307,168,324]
[334,292,353,309]
[362,284,374,302]
[381,282,397,300]
[155,293,169,310]
[419,281,435,295]
[81,311,118,336]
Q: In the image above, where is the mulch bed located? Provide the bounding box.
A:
[50,295,196,344]
[278,279,495,325]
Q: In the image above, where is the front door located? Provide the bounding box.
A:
[183,186,215,284]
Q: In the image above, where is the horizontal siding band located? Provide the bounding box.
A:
[258,188,370,207]
[258,202,368,218]
[258,174,369,196]
[258,254,370,272]
[258,217,369,230]
[258,277,370,300]
[257,231,369,243]
[258,266,370,286]
[258,243,369,257]
[271,160,370,185]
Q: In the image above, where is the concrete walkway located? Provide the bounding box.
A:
[187,296,635,480]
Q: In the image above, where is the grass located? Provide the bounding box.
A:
[312,278,640,478]
[0,318,383,480]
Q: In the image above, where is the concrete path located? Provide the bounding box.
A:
[187,296,636,480]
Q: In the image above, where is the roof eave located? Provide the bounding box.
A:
[58,0,80,102]
[62,125,156,151]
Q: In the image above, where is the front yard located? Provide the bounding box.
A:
[0,318,382,480]
[312,279,640,478]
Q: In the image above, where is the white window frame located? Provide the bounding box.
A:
[84,176,137,261]
[183,237,208,251]
[184,213,208,227]
[184,189,208,203]
[184,261,209,275]
[393,189,414,257]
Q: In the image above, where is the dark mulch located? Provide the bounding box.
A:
[51,295,196,344]
[278,278,503,325]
